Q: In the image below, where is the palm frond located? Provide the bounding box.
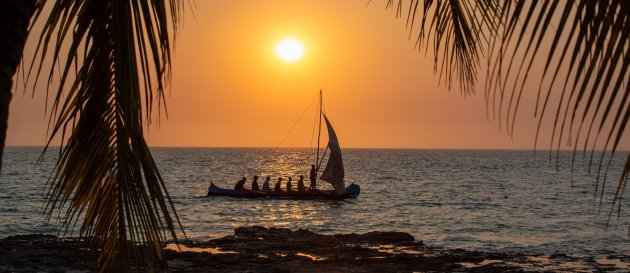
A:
[390,0,630,217]
[391,0,502,94]
[29,0,184,271]
[488,0,630,216]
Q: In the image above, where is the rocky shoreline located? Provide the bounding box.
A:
[1,226,628,272]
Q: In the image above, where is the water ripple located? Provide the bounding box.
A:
[1,147,629,257]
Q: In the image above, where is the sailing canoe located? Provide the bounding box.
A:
[206,91,360,200]
[207,182,360,200]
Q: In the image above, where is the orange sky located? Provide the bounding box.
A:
[7,1,626,150]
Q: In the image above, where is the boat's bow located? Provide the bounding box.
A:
[345,183,360,198]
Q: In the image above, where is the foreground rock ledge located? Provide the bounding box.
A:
[1,226,628,272]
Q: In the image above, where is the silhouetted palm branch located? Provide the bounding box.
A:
[488,1,630,218]
[393,0,629,218]
[29,0,184,271]
[385,0,502,94]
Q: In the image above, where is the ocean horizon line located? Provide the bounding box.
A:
[5,145,629,153]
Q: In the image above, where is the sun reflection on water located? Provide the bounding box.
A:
[247,149,320,181]
[192,196,354,237]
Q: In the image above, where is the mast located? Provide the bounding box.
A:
[316,90,323,172]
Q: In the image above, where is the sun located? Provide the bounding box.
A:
[275,38,305,63]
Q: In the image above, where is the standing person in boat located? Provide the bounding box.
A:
[286,177,293,192]
[234,177,247,191]
[262,176,271,193]
[251,175,260,191]
[274,177,283,192]
[297,175,306,191]
[309,165,317,190]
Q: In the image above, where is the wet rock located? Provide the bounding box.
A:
[485,252,512,260]
[449,249,487,263]
[0,234,97,272]
[358,231,415,244]
[234,225,268,236]
[1,227,626,273]
[549,252,569,259]
[469,264,526,273]
[607,254,624,259]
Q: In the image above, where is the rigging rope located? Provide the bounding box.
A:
[309,99,319,164]
[275,94,319,149]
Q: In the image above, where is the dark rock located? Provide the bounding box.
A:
[294,228,316,237]
[470,264,526,273]
[450,250,487,263]
[485,252,512,260]
[358,231,415,243]
[235,225,268,236]
[0,227,624,273]
[549,252,569,259]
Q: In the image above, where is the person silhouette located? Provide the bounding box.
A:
[251,175,260,191]
[309,165,317,190]
[234,177,246,191]
[286,177,293,192]
[274,177,283,192]
[262,176,271,192]
[297,175,306,191]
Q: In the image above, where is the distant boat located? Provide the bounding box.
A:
[207,182,360,199]
[207,91,361,199]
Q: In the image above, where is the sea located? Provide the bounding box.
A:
[1,147,629,257]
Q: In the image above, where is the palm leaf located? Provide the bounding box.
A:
[391,0,630,219]
[389,0,501,94]
[28,0,184,271]
[490,1,630,217]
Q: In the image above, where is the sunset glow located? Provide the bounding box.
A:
[4,2,630,272]
[9,1,630,150]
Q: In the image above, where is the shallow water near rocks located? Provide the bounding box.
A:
[164,243,238,254]
[2,147,629,257]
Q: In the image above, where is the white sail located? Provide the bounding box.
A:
[319,114,345,195]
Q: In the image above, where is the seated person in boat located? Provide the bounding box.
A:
[251,175,260,191]
[274,177,283,192]
[262,176,271,192]
[234,177,247,191]
[286,177,293,192]
[309,165,317,190]
[297,175,306,191]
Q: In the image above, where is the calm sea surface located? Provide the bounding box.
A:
[1,147,629,256]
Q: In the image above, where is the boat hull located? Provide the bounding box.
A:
[207,183,360,199]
